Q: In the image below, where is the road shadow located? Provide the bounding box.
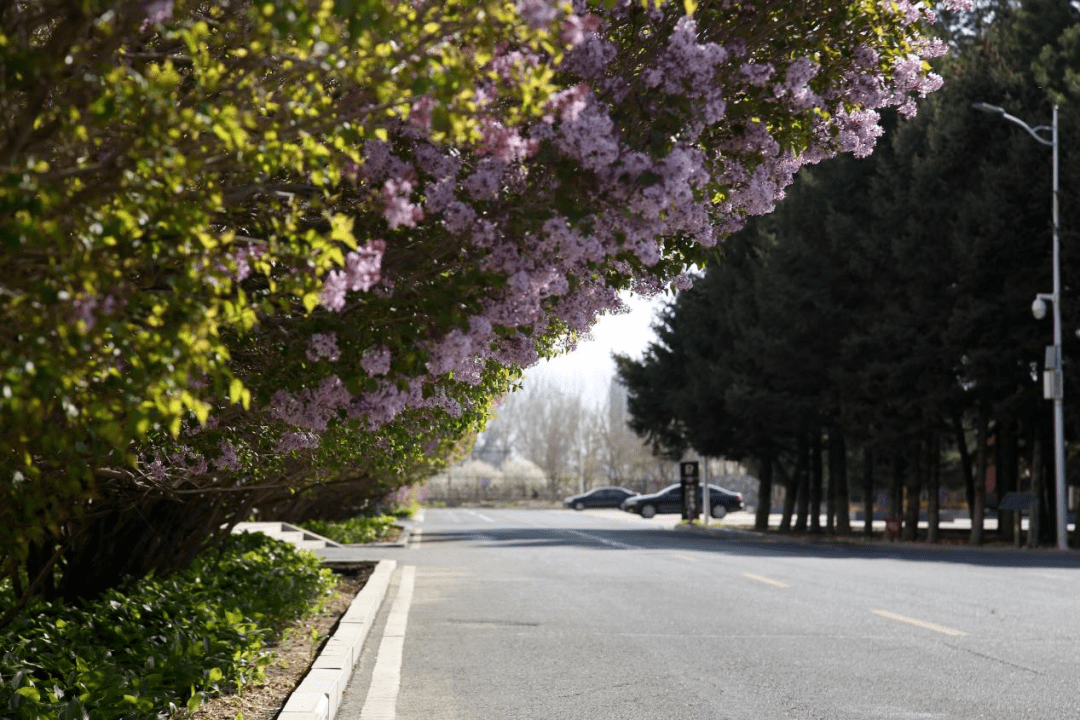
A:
[416,524,1080,570]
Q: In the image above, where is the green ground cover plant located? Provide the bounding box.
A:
[297,516,398,545]
[0,532,336,720]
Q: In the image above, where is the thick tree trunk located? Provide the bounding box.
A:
[952,410,975,516]
[863,447,874,537]
[755,452,773,531]
[970,403,988,546]
[996,418,1017,543]
[830,427,850,534]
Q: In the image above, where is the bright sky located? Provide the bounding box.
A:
[519,292,669,409]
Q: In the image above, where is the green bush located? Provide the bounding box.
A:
[298,515,397,545]
[0,532,336,720]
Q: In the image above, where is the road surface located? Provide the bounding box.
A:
[336,507,1080,719]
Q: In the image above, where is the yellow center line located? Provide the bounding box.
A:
[670,553,697,563]
[744,572,789,588]
[872,609,966,637]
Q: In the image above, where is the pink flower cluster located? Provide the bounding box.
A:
[275,431,321,454]
[361,346,392,376]
[306,333,340,362]
[320,239,385,311]
[258,0,968,447]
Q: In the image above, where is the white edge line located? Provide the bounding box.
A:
[360,565,416,719]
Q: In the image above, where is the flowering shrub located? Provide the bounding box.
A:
[0,0,966,597]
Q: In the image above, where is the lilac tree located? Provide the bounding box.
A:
[0,0,964,600]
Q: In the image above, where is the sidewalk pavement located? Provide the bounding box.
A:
[704,510,1048,533]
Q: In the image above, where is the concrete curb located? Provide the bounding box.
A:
[354,524,410,549]
[278,558,398,720]
[671,520,1068,554]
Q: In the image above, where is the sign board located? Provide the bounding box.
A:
[680,461,700,521]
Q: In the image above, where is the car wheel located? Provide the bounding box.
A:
[640,504,657,519]
[710,504,727,519]
[574,501,585,511]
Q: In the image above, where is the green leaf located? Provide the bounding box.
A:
[229,378,244,404]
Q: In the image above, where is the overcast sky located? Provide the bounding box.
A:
[518,292,669,409]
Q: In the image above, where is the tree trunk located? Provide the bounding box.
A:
[863,447,874,537]
[1039,422,1057,545]
[755,451,773,531]
[952,409,975,516]
[902,448,920,542]
[927,433,940,544]
[996,418,1017,543]
[890,455,904,535]
[57,493,232,603]
[794,431,810,532]
[826,432,836,533]
[1031,427,1043,547]
[970,403,988,546]
[778,459,796,532]
[811,429,823,533]
[830,427,851,534]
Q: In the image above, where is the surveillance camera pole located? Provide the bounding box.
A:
[973,102,1067,550]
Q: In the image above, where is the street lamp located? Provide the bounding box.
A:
[972,101,1067,550]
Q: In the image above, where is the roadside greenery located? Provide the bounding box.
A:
[0,532,336,720]
[298,516,398,545]
[1,0,962,610]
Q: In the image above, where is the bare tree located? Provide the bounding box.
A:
[479,376,690,499]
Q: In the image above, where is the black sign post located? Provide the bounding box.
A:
[680,461,700,522]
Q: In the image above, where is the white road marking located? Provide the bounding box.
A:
[561,528,642,550]
[463,509,495,523]
[744,572,789,588]
[360,565,416,719]
[872,609,966,637]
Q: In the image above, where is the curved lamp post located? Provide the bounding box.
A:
[971,102,1067,550]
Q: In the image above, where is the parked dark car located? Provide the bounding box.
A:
[564,486,638,511]
[621,483,744,519]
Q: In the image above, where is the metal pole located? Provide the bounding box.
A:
[972,102,1068,549]
[702,457,710,526]
[1052,105,1068,550]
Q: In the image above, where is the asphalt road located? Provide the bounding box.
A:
[337,507,1080,719]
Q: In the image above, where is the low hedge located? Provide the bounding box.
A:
[297,515,397,545]
[0,531,337,720]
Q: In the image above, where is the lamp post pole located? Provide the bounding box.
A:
[972,102,1067,549]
